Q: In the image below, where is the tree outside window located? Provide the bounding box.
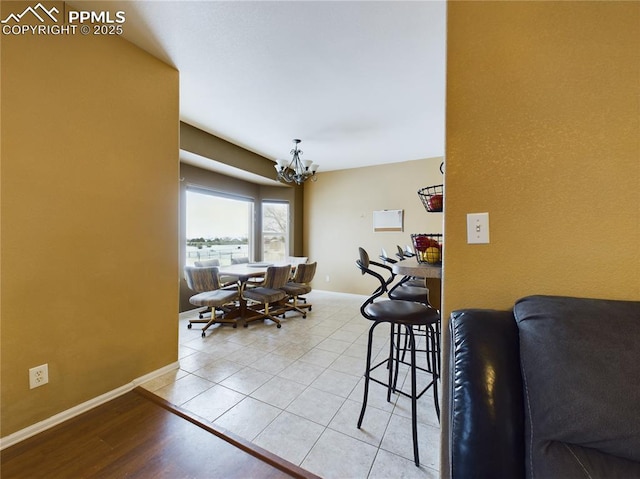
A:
[262,202,289,262]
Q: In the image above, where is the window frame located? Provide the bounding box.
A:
[185,186,255,266]
[261,200,290,263]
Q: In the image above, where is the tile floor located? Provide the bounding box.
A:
[141,290,441,479]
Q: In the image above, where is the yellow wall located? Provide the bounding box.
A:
[442,1,639,474]
[444,0,639,318]
[304,157,444,296]
[1,22,179,434]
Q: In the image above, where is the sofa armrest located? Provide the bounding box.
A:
[449,309,525,479]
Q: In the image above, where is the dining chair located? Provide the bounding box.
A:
[195,259,238,287]
[188,260,222,318]
[281,261,317,318]
[183,266,240,336]
[242,265,292,328]
[285,256,310,304]
[194,259,220,267]
[286,256,308,268]
[231,257,250,264]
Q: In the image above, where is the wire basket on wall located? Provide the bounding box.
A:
[418,185,443,212]
[411,233,443,265]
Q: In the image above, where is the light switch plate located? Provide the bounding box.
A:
[467,213,490,244]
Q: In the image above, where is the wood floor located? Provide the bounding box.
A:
[1,387,320,479]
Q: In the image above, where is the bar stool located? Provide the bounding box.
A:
[366,251,441,377]
[356,247,439,467]
[389,279,441,377]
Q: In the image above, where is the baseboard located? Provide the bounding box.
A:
[312,289,368,300]
[0,361,180,451]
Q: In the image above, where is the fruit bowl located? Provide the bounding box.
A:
[418,185,444,212]
[411,233,443,264]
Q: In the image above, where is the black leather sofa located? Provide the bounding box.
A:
[448,295,640,478]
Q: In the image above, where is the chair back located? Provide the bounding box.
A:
[293,261,317,284]
[396,245,406,260]
[356,247,390,302]
[231,257,249,264]
[262,265,292,289]
[184,266,222,292]
[380,248,397,264]
[194,259,220,267]
[287,256,308,268]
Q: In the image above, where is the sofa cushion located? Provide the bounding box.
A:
[514,295,640,478]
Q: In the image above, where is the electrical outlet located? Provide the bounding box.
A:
[325,275,330,282]
[29,364,49,389]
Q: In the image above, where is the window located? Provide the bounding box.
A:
[185,189,253,266]
[262,201,289,262]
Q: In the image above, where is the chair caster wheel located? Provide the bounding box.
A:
[243,324,248,328]
[199,314,204,319]
[233,324,237,329]
[277,324,282,329]
[201,331,205,338]
[302,314,307,319]
[187,324,192,329]
[309,307,312,311]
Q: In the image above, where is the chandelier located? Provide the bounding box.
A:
[274,139,319,185]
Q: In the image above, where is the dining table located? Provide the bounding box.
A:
[217,262,293,320]
[218,262,275,284]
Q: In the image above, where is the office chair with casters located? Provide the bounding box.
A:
[194,259,220,267]
[242,265,291,328]
[281,261,317,318]
[183,266,240,337]
[285,256,310,302]
[191,260,223,317]
[195,259,238,287]
[356,247,439,467]
[231,257,249,264]
[286,256,308,268]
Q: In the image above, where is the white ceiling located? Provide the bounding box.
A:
[97,1,446,177]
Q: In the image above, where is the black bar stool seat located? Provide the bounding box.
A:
[388,285,430,304]
[364,299,434,324]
